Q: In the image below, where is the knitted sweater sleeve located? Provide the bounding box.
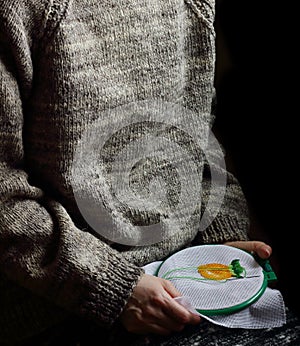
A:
[0,0,143,328]
[193,121,250,245]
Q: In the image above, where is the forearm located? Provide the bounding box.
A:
[0,168,144,326]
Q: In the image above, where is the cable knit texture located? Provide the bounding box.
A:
[0,0,249,342]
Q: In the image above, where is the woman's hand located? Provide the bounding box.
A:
[119,273,201,335]
[224,240,272,259]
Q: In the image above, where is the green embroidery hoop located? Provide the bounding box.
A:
[155,244,276,316]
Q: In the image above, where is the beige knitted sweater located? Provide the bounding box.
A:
[0,0,248,342]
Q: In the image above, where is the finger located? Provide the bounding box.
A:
[254,242,272,259]
[161,279,182,298]
[146,323,172,336]
[161,295,201,325]
[225,241,272,259]
[155,313,186,332]
[131,302,186,334]
[128,321,171,336]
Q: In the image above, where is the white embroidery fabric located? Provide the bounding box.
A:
[142,245,286,329]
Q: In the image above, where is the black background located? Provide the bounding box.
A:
[214,0,298,316]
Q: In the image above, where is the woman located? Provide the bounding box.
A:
[0,0,298,345]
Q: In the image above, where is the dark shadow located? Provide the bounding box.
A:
[214,0,298,317]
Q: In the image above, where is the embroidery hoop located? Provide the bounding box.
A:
[155,244,276,316]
